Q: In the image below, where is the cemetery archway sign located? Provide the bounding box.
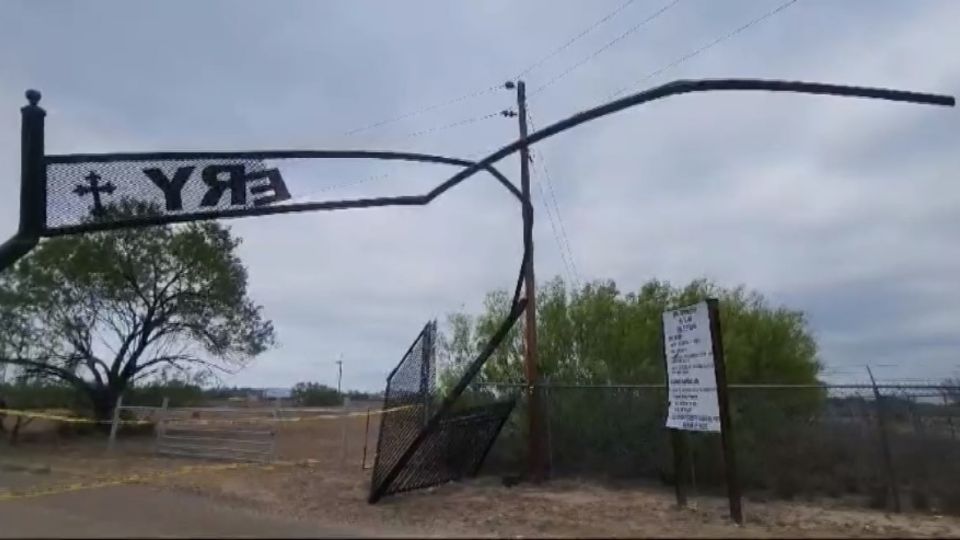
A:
[0,79,953,503]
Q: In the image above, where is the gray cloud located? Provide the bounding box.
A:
[1,0,958,390]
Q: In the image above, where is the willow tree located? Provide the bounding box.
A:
[0,202,275,419]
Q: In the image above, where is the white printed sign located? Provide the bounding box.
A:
[663,301,721,432]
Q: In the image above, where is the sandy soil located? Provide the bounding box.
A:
[4,413,960,537]
[0,482,349,538]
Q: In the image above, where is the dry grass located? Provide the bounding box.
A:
[6,410,960,537]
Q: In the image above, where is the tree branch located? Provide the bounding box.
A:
[0,357,90,389]
[134,354,238,377]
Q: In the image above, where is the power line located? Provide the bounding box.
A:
[516,0,641,79]
[339,84,501,137]
[527,111,583,290]
[333,0,791,144]
[334,0,667,140]
[531,152,575,285]
[608,0,799,99]
[531,157,579,290]
[531,0,683,96]
[394,111,501,140]
[533,152,583,291]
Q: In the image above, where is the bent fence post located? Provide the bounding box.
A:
[107,394,124,453]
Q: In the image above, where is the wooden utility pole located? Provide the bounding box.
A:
[336,356,344,396]
[509,80,546,482]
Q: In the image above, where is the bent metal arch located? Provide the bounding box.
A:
[0,80,953,503]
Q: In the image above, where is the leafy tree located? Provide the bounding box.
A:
[0,202,275,420]
[440,276,820,386]
[345,389,377,401]
[291,382,342,406]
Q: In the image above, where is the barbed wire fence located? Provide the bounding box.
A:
[476,381,960,514]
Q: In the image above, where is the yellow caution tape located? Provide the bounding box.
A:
[0,404,417,427]
[0,408,151,425]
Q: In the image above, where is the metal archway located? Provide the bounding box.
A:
[0,79,953,503]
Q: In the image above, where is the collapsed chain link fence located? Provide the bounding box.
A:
[368,319,518,502]
[479,382,960,515]
[369,321,437,497]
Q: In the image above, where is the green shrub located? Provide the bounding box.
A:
[291,382,342,407]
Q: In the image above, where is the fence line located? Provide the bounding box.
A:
[478,381,960,515]
[476,382,960,391]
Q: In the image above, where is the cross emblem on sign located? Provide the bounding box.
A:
[73,171,116,217]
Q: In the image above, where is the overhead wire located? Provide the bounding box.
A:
[530,155,579,290]
[336,0,671,141]
[339,84,501,137]
[527,111,583,291]
[607,0,800,99]
[291,112,503,204]
[530,0,683,96]
[515,0,641,79]
[394,111,501,140]
[335,0,794,144]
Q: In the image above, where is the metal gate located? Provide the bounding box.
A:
[155,409,276,463]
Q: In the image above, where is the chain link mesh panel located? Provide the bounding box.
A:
[384,400,516,496]
[369,321,436,497]
[369,318,519,502]
[46,158,277,230]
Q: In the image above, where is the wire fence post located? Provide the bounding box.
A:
[544,379,554,476]
[271,399,280,459]
[660,314,687,508]
[867,367,900,513]
[943,393,957,441]
[107,394,123,453]
[670,429,688,507]
[361,408,371,469]
[340,396,351,465]
[157,397,170,439]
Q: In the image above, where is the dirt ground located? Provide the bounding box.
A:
[0,481,349,538]
[4,413,960,537]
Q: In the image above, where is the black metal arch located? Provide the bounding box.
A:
[428,78,955,198]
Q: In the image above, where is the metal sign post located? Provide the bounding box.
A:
[660,319,688,507]
[662,299,741,524]
[706,298,742,524]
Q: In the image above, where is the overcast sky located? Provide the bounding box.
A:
[1,0,958,390]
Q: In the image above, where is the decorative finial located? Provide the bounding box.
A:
[25,89,41,106]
